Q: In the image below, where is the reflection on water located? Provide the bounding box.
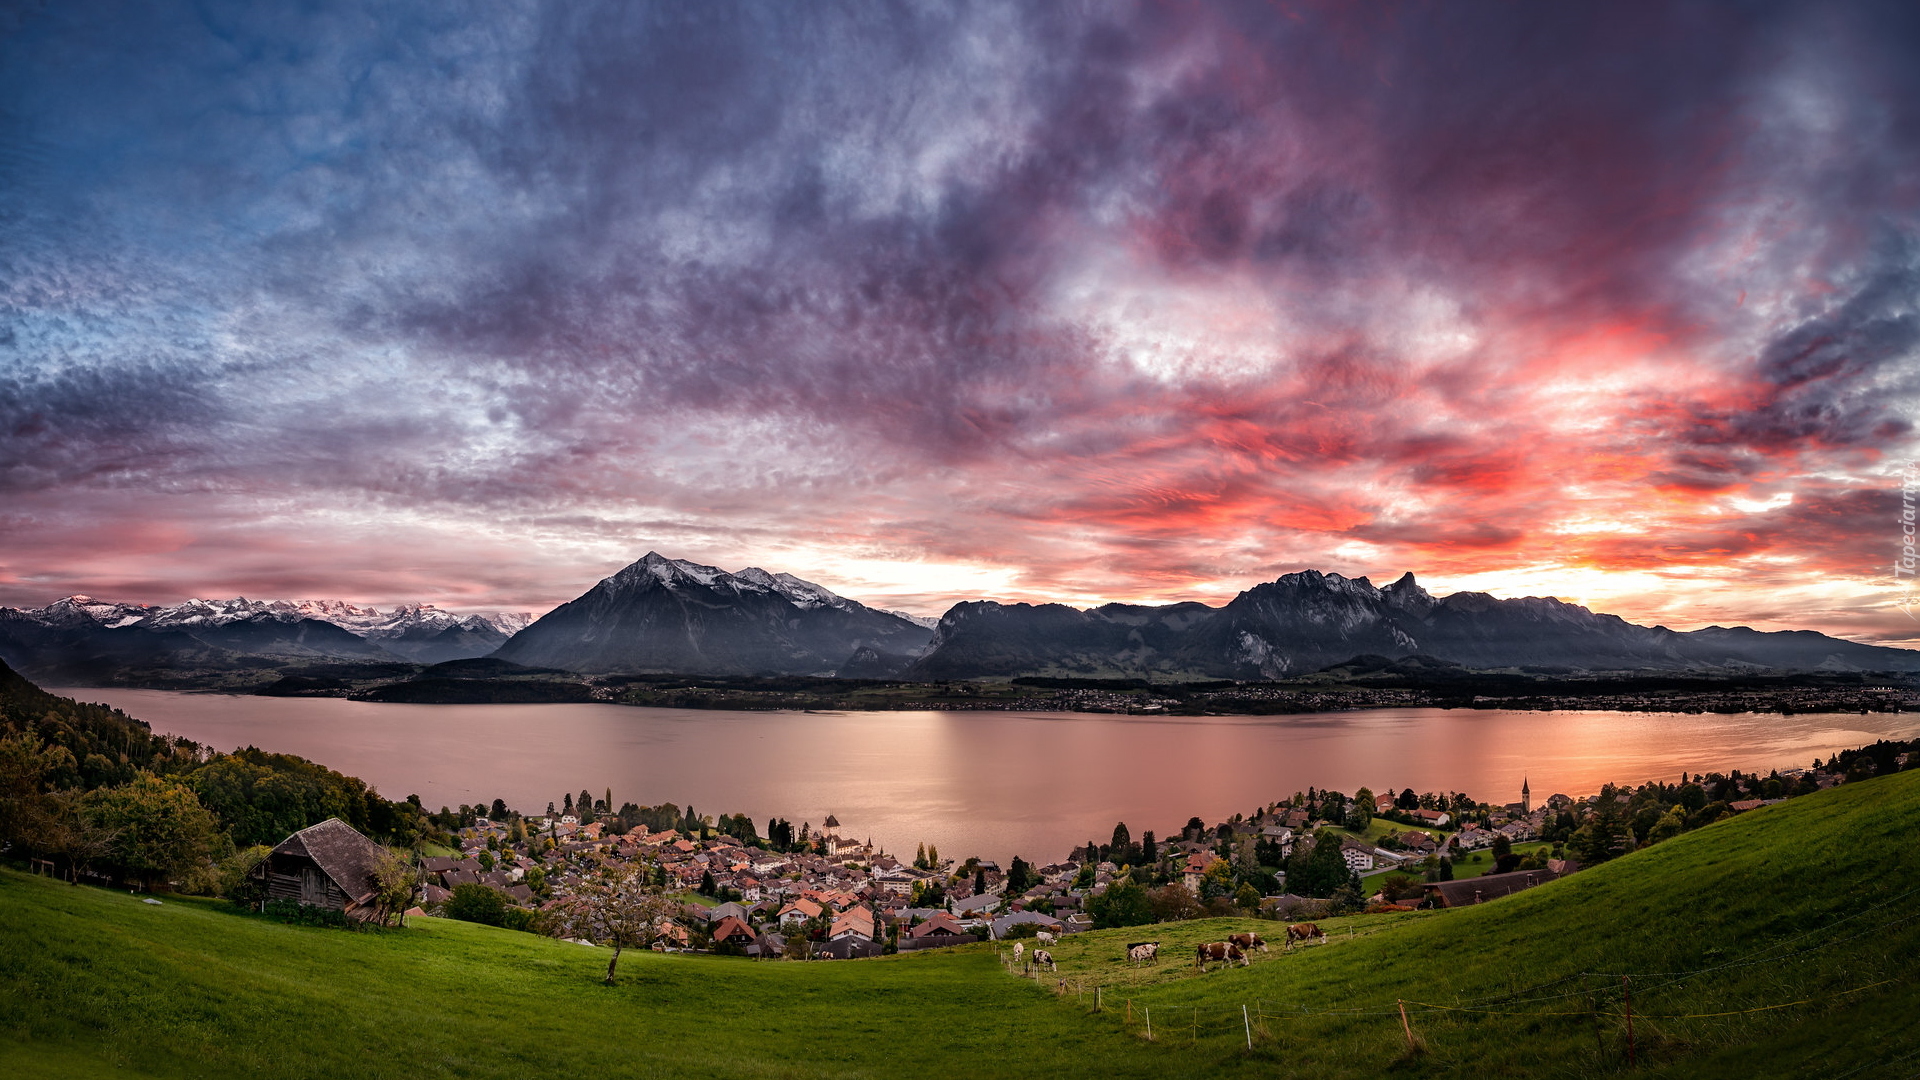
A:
[53,688,1920,866]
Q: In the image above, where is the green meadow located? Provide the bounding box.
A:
[4,770,1917,1078]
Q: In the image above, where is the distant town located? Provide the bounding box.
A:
[362,741,1904,959]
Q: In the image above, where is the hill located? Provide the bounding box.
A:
[3,770,1915,1077]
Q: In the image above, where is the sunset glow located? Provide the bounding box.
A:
[2,1,1916,645]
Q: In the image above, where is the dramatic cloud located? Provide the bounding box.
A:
[3,0,1918,643]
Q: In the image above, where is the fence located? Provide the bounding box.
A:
[989,884,1920,1065]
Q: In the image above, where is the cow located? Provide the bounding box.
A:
[1011,942,1024,964]
[1195,941,1248,969]
[1031,949,1056,971]
[1035,931,1057,945]
[1229,931,1269,954]
[1126,942,1161,964]
[1285,923,1324,949]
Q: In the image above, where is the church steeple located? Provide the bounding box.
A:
[1521,776,1531,815]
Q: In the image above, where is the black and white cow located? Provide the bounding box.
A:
[1031,949,1056,971]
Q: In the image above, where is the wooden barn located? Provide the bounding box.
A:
[250,817,388,920]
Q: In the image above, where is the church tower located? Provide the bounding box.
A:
[1522,777,1531,815]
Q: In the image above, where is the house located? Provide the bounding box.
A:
[248,818,391,921]
[777,898,824,927]
[907,911,971,939]
[990,911,1063,939]
[1409,808,1452,828]
[830,906,876,941]
[710,916,758,948]
[1181,852,1217,892]
[708,901,752,926]
[1338,839,1376,873]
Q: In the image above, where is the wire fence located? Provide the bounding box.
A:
[990,887,1920,1069]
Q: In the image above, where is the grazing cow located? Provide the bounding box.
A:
[1035,931,1057,945]
[1031,949,1056,971]
[1126,942,1161,964]
[1229,932,1268,954]
[1285,923,1325,949]
[1194,941,1249,969]
[1011,942,1024,964]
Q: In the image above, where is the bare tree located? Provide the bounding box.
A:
[548,866,677,984]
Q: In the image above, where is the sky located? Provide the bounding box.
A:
[3,1,1919,644]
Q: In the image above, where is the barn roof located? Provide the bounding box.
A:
[1424,868,1564,908]
[269,817,385,906]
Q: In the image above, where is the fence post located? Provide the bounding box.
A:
[1623,976,1635,1068]
[1146,1005,1153,1041]
[1398,999,1416,1051]
[1243,1004,1253,1050]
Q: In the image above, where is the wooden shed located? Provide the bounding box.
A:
[250,817,387,920]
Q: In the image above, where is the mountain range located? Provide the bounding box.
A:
[905,569,1920,678]
[2,556,1916,687]
[0,595,533,683]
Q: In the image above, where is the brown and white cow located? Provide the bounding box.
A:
[1285,923,1324,948]
[1194,941,1248,969]
[1228,931,1268,954]
[1031,948,1056,971]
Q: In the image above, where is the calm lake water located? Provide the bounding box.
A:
[53,688,1920,866]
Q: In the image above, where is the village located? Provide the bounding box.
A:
[264,757,1852,958]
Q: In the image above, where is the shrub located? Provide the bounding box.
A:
[444,883,509,927]
[262,899,359,930]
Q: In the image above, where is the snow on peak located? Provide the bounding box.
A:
[9,594,532,639]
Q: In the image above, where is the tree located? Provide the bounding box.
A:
[1491,833,1512,859]
[914,842,928,870]
[1147,882,1200,922]
[548,867,678,983]
[1139,830,1157,864]
[369,846,421,926]
[79,773,220,888]
[0,732,73,856]
[1346,787,1374,831]
[579,789,595,819]
[1088,876,1154,929]
[445,883,509,926]
[489,798,508,820]
[699,869,716,896]
[1110,822,1133,864]
[1006,856,1033,895]
[1286,829,1358,898]
[1234,881,1261,909]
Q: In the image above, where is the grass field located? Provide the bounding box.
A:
[4,771,1917,1078]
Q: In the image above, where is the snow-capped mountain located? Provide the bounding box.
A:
[0,595,539,677]
[4,595,530,639]
[493,552,935,676]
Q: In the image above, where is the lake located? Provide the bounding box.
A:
[51,688,1920,865]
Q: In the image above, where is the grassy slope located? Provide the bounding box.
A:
[1037,769,1920,1077]
[4,772,1917,1078]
